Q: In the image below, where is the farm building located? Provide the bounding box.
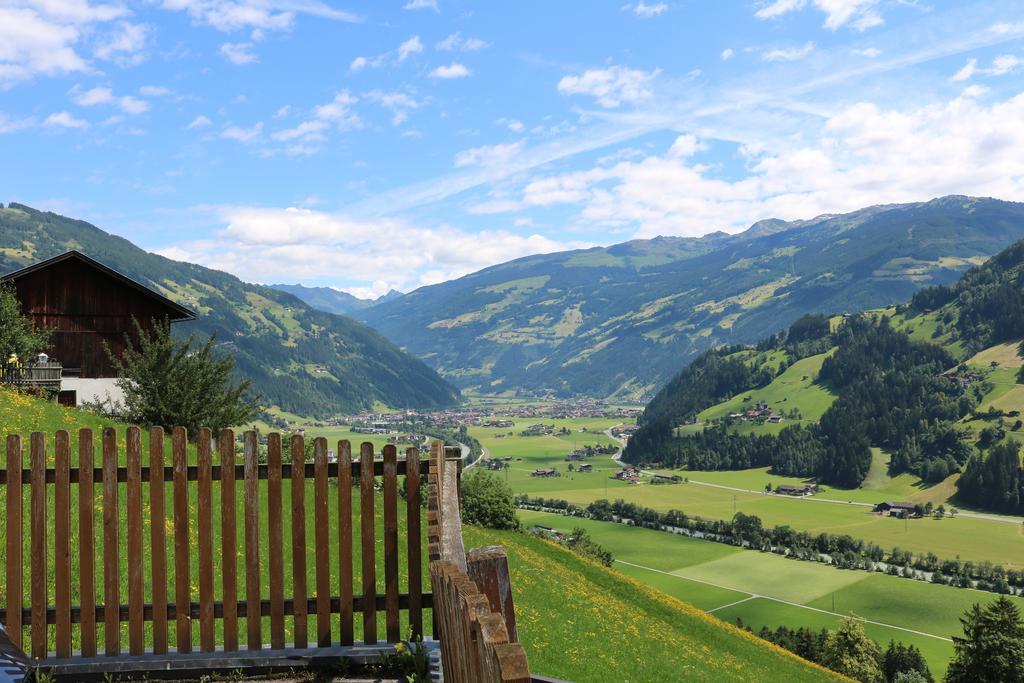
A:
[578,463,593,473]
[874,501,919,517]
[1,250,195,406]
[531,468,558,478]
[775,483,818,497]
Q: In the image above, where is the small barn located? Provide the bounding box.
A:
[2,250,196,406]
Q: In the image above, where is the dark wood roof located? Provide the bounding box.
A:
[1,250,196,321]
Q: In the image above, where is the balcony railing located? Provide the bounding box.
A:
[0,362,62,391]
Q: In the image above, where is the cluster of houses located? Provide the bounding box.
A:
[774,483,819,497]
[611,424,640,439]
[530,468,560,478]
[521,423,555,436]
[728,401,783,424]
[479,419,515,428]
[564,444,618,462]
[481,456,514,471]
[615,466,640,484]
[873,501,920,518]
[946,369,983,388]
[567,462,593,473]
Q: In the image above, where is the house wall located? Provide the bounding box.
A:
[61,377,125,407]
[10,258,174,378]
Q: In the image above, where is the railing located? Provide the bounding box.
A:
[0,427,431,677]
[428,443,531,682]
[0,363,62,391]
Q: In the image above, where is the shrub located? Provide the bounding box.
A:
[460,470,520,530]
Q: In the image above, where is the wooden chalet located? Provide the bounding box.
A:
[1,250,196,405]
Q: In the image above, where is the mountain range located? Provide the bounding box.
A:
[0,203,460,416]
[270,283,403,316]
[360,196,1024,401]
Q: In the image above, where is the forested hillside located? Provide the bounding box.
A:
[625,237,1024,511]
[363,196,1024,400]
[0,204,460,416]
[270,283,402,316]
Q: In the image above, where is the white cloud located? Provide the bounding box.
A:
[955,55,1024,81]
[266,90,360,153]
[157,205,584,292]
[69,85,149,114]
[762,41,815,62]
[313,90,360,126]
[480,89,1024,240]
[364,89,422,125]
[496,118,524,132]
[454,140,525,168]
[222,122,263,142]
[402,0,439,11]
[851,47,881,58]
[0,113,34,133]
[436,32,489,52]
[186,114,212,129]
[557,65,659,108]
[429,62,471,79]
[159,0,358,32]
[220,42,258,65]
[272,120,327,142]
[720,48,734,60]
[756,0,881,31]
[274,105,291,118]
[93,21,148,65]
[45,111,88,128]
[622,2,667,18]
[397,35,423,63]
[139,85,173,96]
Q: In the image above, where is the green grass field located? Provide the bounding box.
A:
[519,510,1022,677]
[464,525,842,682]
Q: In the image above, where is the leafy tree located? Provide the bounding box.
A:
[946,596,1024,683]
[0,283,49,362]
[894,672,931,683]
[822,617,883,683]
[882,641,932,683]
[103,318,257,436]
[562,527,613,566]
[459,470,520,530]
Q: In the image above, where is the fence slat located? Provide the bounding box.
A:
[5,436,22,654]
[54,431,71,658]
[102,428,119,657]
[221,428,238,652]
[150,426,168,655]
[314,437,330,647]
[360,442,377,645]
[383,445,400,643]
[126,427,144,655]
[244,431,261,651]
[30,433,46,659]
[290,434,307,649]
[337,440,353,646]
[267,433,285,650]
[172,427,191,653]
[79,430,96,657]
[197,428,215,652]
[406,447,422,638]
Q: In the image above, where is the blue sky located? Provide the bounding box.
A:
[4,1,1024,297]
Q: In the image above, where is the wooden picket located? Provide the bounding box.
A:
[0,427,434,675]
[428,445,531,683]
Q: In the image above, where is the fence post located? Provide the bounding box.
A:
[467,546,518,643]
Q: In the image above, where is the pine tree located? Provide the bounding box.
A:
[946,596,1024,683]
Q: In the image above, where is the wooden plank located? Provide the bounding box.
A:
[29,433,47,659]
[467,546,518,643]
[220,428,238,652]
[197,428,215,652]
[149,427,168,655]
[337,440,353,646]
[382,445,400,643]
[360,442,377,645]
[172,426,191,653]
[54,431,71,658]
[126,426,145,655]
[102,427,119,657]
[244,431,261,651]
[290,434,307,649]
[267,433,285,650]
[406,448,422,638]
[78,430,96,657]
[4,435,22,653]
[313,437,330,647]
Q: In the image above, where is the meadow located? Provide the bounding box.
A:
[518,509,1021,677]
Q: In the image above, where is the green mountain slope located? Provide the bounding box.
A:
[270,283,402,316]
[0,204,460,416]
[463,526,843,682]
[362,196,1024,400]
[625,236,1024,513]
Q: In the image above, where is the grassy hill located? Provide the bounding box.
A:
[0,204,459,416]
[463,525,844,682]
[363,196,1024,401]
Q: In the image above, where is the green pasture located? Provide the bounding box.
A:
[521,510,1024,677]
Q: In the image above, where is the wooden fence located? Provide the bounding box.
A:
[0,426,432,675]
[428,444,531,683]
